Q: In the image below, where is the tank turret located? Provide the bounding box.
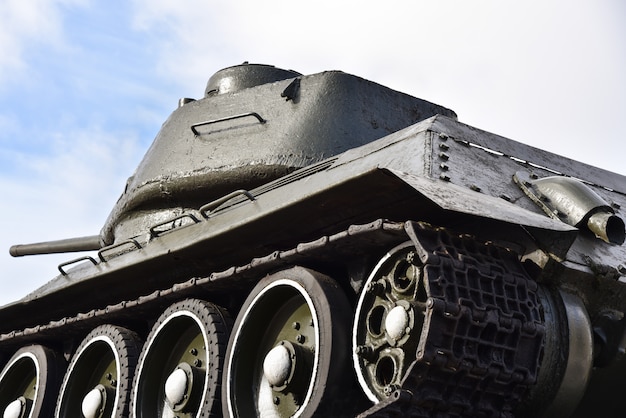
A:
[100,62,456,245]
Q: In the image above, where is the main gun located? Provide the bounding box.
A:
[9,235,102,257]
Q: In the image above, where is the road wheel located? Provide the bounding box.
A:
[55,324,141,417]
[224,266,352,417]
[0,345,64,418]
[131,299,231,417]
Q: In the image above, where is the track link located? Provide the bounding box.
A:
[358,222,545,417]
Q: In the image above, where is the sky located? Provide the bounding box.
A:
[0,0,624,307]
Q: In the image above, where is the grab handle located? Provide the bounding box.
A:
[191,112,266,135]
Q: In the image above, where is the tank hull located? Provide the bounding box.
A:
[2,66,625,417]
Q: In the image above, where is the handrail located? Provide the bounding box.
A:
[58,256,98,276]
[149,213,202,238]
[199,189,255,218]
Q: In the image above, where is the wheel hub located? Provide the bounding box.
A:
[164,363,195,412]
[3,397,26,418]
[81,385,107,418]
[385,304,411,343]
[263,341,295,389]
[164,368,187,407]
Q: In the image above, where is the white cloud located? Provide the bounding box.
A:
[0,126,144,305]
[0,0,88,86]
[129,0,228,95]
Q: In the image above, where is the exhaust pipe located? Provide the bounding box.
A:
[515,172,625,245]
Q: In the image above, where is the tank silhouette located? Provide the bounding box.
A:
[1,63,625,417]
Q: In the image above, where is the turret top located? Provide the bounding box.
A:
[205,63,301,97]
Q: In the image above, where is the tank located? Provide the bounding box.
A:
[1,62,625,418]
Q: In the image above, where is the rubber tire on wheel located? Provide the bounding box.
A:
[223,266,352,418]
[131,299,231,418]
[55,324,141,418]
[0,345,65,418]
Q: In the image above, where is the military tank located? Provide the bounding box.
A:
[1,63,625,418]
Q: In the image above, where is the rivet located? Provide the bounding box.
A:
[383,384,398,395]
[366,282,383,294]
[439,152,449,161]
[273,396,280,405]
[190,348,198,356]
[292,322,300,330]
[193,359,202,367]
[296,334,305,344]
[355,345,371,357]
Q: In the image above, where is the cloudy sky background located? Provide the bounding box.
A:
[0,0,624,306]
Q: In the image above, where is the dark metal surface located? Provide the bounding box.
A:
[0,220,408,348]
[204,63,301,96]
[7,108,624,330]
[2,165,565,325]
[101,65,456,245]
[3,64,626,417]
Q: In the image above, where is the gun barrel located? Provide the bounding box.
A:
[10,235,102,257]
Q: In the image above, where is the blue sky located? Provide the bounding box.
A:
[1,0,625,306]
